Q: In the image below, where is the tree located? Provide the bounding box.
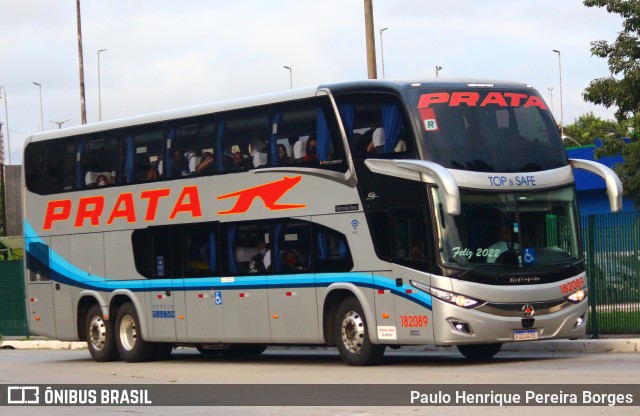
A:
[564,112,620,146]
[584,0,640,206]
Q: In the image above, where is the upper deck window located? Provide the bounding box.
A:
[407,88,567,172]
[335,93,414,160]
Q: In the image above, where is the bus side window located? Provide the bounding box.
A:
[391,208,429,270]
[335,93,413,160]
[216,107,269,173]
[131,226,175,278]
[270,97,347,172]
[223,222,271,275]
[183,223,218,277]
[76,133,121,189]
[25,138,75,195]
[272,220,311,274]
[313,225,352,273]
[165,117,215,178]
[123,126,164,184]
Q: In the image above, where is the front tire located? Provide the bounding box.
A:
[86,304,119,362]
[115,302,155,362]
[335,296,384,366]
[457,343,502,360]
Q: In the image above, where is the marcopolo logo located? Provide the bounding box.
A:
[7,386,40,404]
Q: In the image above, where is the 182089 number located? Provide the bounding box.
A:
[400,315,429,327]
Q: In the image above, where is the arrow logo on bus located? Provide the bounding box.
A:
[217,175,306,215]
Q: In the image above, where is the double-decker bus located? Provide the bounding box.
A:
[22,80,622,365]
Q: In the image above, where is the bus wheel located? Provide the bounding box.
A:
[86,304,119,362]
[457,343,502,361]
[115,302,155,362]
[335,296,384,366]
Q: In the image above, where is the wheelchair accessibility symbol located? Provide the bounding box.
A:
[523,248,536,265]
[214,291,223,305]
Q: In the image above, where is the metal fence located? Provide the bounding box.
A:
[0,260,30,337]
[582,211,640,336]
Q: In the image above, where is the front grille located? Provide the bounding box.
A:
[475,299,571,317]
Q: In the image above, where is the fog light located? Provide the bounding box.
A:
[574,314,585,328]
[450,320,473,334]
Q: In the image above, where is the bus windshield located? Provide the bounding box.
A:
[433,186,581,274]
[407,87,567,172]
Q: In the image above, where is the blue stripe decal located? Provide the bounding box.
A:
[24,221,432,309]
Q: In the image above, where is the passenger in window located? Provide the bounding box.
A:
[231,151,251,171]
[195,151,215,175]
[170,150,190,178]
[96,174,112,187]
[146,161,160,181]
[283,250,306,273]
[276,144,292,165]
[249,242,270,274]
[186,150,200,174]
[411,244,424,260]
[302,136,318,163]
[85,171,115,187]
[367,128,385,154]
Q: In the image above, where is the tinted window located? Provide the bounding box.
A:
[166,117,215,178]
[335,93,414,160]
[407,88,567,172]
[271,97,347,172]
[25,138,75,195]
[217,107,269,172]
[76,132,122,189]
[273,220,311,274]
[124,126,164,183]
[223,221,271,275]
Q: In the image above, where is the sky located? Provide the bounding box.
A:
[0,0,625,165]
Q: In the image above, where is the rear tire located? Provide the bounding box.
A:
[115,302,155,362]
[457,343,502,360]
[86,304,119,362]
[335,296,384,366]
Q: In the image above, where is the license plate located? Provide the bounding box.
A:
[513,329,538,341]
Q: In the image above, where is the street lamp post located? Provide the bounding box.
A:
[98,48,107,121]
[379,27,388,79]
[50,119,70,129]
[552,49,564,136]
[283,66,293,90]
[435,66,443,77]
[0,86,10,165]
[33,82,44,132]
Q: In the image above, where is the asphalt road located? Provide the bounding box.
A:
[0,347,638,415]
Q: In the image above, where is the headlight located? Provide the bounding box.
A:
[566,288,587,303]
[410,280,483,308]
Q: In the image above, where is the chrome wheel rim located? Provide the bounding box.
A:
[119,315,137,351]
[341,310,365,354]
[88,315,107,351]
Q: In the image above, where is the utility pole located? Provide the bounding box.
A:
[77,0,87,124]
[0,86,9,165]
[363,0,378,79]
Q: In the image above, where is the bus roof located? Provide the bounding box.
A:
[25,78,536,146]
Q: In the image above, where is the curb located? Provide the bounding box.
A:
[1,339,639,353]
[1,340,86,350]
